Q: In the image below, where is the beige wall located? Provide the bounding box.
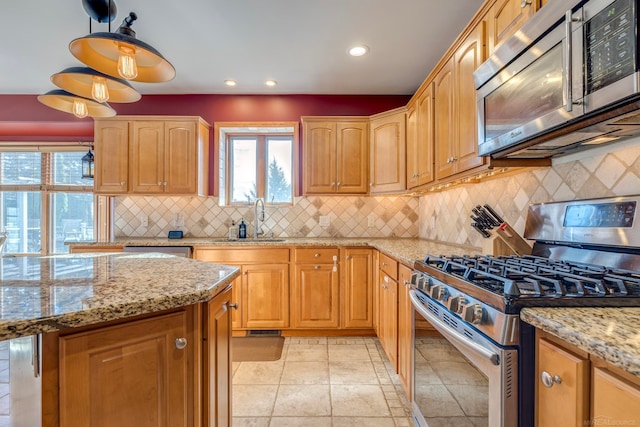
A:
[418,138,640,249]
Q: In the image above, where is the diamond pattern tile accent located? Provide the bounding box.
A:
[419,140,640,248]
[114,195,419,238]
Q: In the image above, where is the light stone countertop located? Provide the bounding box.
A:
[79,237,484,266]
[521,307,640,378]
[0,252,240,341]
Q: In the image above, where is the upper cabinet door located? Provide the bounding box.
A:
[303,121,337,194]
[405,104,419,189]
[164,121,198,194]
[487,0,539,54]
[130,121,165,194]
[94,121,129,194]
[416,84,435,187]
[454,21,486,174]
[434,58,456,180]
[336,122,368,194]
[369,108,406,194]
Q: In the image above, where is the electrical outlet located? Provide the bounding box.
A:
[139,214,148,228]
[368,215,375,228]
[173,213,185,227]
[319,215,330,227]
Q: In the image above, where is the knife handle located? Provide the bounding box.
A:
[483,204,505,224]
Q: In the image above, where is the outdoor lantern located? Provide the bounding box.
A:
[82,149,95,179]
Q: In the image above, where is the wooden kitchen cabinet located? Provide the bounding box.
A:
[341,248,374,329]
[406,83,435,190]
[435,22,487,181]
[486,0,540,54]
[291,248,340,328]
[398,263,413,399]
[57,308,198,427]
[377,252,399,371]
[535,330,640,427]
[369,107,406,194]
[204,286,233,427]
[536,335,590,427]
[194,247,290,330]
[94,116,210,196]
[94,120,129,193]
[301,117,369,194]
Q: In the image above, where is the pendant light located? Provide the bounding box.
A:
[51,67,141,103]
[69,12,176,83]
[38,90,116,118]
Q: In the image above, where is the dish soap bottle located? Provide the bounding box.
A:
[238,218,247,239]
[228,220,237,240]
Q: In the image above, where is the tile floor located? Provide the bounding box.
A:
[232,336,415,427]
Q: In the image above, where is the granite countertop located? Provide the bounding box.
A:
[78,237,483,266]
[521,307,640,377]
[0,252,240,341]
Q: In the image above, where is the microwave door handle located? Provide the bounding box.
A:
[565,9,573,112]
[409,290,500,365]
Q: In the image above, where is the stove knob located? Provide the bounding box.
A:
[417,276,428,291]
[448,295,464,313]
[431,285,446,301]
[463,304,484,324]
[410,273,419,285]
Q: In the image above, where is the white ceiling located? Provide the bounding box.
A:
[1,0,485,96]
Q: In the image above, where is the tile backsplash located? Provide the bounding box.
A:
[114,195,419,239]
[419,139,640,249]
[114,139,640,245]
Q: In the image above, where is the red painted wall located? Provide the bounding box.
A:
[0,94,410,141]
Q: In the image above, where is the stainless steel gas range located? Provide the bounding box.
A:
[410,196,640,427]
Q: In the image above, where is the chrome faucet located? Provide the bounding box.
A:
[254,198,265,239]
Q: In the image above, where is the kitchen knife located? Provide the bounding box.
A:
[476,205,500,228]
[483,204,505,225]
[471,222,491,238]
[472,209,493,229]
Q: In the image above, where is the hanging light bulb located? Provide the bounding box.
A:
[117,44,138,80]
[72,99,89,118]
[91,76,109,102]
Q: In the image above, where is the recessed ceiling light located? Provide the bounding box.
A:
[349,45,369,57]
[265,80,277,87]
[224,79,237,87]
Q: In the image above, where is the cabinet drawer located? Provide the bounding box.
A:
[295,248,339,264]
[379,253,398,280]
[194,248,289,263]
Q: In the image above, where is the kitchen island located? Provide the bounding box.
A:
[1,252,240,426]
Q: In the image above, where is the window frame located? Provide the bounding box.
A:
[213,122,299,206]
[0,143,97,255]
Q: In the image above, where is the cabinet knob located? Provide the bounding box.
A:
[158,181,162,185]
[243,271,248,276]
[382,262,387,266]
[331,182,336,187]
[369,182,373,187]
[540,371,562,388]
[314,265,320,270]
[228,303,239,310]
[314,253,321,258]
[337,182,341,187]
[346,255,351,260]
[175,337,187,350]
[121,181,126,186]
[520,0,532,7]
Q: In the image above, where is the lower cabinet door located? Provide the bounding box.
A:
[592,366,640,425]
[292,264,340,328]
[206,286,233,427]
[59,310,192,427]
[242,263,289,328]
[536,337,589,427]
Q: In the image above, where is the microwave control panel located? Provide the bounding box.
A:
[585,0,636,94]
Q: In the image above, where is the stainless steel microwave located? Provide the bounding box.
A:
[474,0,640,159]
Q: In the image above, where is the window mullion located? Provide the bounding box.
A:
[256,136,266,198]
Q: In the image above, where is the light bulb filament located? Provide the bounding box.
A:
[91,76,109,103]
[117,44,138,80]
[72,99,88,118]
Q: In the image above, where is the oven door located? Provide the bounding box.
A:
[410,289,518,427]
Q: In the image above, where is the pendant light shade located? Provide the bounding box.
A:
[69,12,176,83]
[51,67,141,103]
[38,90,116,118]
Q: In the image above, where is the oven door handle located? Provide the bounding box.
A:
[410,290,500,366]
